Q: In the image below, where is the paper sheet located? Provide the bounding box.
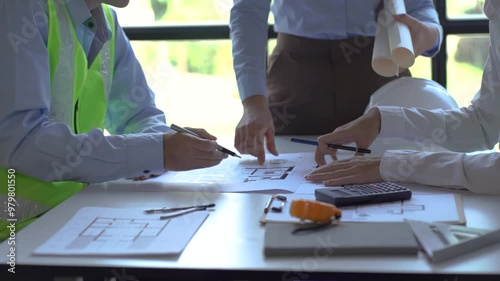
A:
[262,194,465,225]
[372,0,415,77]
[34,207,208,256]
[116,153,319,193]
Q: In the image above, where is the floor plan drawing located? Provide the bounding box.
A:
[34,207,209,255]
[242,166,294,182]
[355,201,425,216]
[67,217,170,251]
[144,153,316,193]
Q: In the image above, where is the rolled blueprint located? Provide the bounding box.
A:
[372,0,415,77]
[386,0,415,68]
[372,12,398,77]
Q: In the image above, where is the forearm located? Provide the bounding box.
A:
[380,150,500,195]
[406,0,442,56]
[230,0,270,100]
[378,106,499,152]
[1,112,164,183]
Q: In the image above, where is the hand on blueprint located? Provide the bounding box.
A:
[235,95,279,165]
[393,14,440,58]
[305,156,383,186]
[315,108,381,165]
[163,128,228,171]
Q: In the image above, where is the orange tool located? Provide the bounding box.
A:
[290,199,342,223]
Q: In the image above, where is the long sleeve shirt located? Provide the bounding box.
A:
[230,0,443,101]
[378,0,500,195]
[0,0,169,184]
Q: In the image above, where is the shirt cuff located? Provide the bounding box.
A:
[126,133,164,176]
[379,150,417,182]
[377,106,406,138]
[236,72,267,101]
[421,23,442,57]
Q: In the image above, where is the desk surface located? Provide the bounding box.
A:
[2,137,500,280]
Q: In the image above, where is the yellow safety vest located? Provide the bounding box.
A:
[0,0,116,241]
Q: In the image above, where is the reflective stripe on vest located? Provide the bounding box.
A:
[0,0,116,236]
[0,194,50,223]
[49,0,114,130]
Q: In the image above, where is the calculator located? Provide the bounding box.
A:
[315,182,412,207]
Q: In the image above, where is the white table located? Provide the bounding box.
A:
[2,137,500,281]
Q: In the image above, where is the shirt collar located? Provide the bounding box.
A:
[64,0,92,29]
[65,0,112,41]
[90,5,112,42]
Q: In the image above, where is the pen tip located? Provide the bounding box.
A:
[235,155,242,158]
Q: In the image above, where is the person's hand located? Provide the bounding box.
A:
[235,95,279,164]
[305,156,383,186]
[162,128,228,171]
[315,108,381,165]
[393,13,440,58]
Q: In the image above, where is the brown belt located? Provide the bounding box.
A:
[267,33,411,135]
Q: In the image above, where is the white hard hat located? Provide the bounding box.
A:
[365,77,458,112]
[365,77,459,153]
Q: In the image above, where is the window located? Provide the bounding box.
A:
[115,0,231,26]
[446,34,488,107]
[129,40,241,136]
[445,1,489,106]
[116,1,239,136]
[446,0,486,20]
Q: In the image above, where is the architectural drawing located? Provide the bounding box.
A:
[34,207,209,255]
[143,153,316,193]
[66,217,170,250]
[242,166,294,182]
[355,200,425,216]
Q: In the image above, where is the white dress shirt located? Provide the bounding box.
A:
[378,0,500,194]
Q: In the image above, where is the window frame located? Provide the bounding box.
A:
[123,1,488,89]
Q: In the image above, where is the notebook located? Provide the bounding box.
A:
[264,222,419,257]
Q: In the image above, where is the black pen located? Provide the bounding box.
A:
[290,137,371,154]
[170,124,242,158]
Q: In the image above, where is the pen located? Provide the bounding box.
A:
[170,124,241,158]
[290,137,371,154]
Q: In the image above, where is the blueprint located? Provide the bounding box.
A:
[127,153,319,193]
[34,207,208,255]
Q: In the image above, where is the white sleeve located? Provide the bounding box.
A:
[380,150,500,195]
